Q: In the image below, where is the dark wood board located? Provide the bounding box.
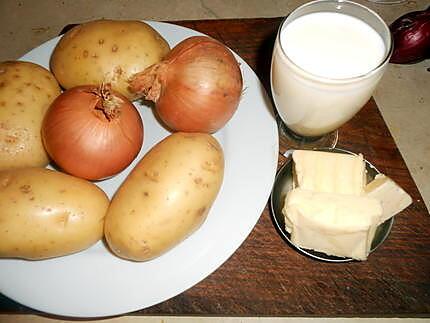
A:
[1,17,429,318]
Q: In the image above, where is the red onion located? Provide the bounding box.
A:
[390,7,430,64]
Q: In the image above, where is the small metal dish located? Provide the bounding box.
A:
[270,148,394,262]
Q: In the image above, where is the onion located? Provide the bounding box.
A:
[390,7,430,64]
[42,85,143,180]
[130,36,243,133]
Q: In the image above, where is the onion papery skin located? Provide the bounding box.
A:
[390,8,430,64]
[42,85,144,180]
[130,36,243,133]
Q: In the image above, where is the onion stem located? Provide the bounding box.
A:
[92,83,122,121]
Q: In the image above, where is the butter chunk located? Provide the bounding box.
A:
[365,174,412,224]
[293,150,366,195]
[283,188,382,260]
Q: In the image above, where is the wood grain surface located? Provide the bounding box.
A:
[1,18,429,318]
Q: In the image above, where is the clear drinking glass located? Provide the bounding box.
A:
[270,0,393,149]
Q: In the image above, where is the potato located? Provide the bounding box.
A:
[104,132,224,261]
[50,19,170,100]
[0,61,61,171]
[0,167,109,260]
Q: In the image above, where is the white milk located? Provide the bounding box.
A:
[271,11,389,137]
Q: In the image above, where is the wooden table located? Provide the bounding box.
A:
[1,18,429,318]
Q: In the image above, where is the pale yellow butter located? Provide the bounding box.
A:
[283,188,382,260]
[365,174,412,224]
[293,150,366,195]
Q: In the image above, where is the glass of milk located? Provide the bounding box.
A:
[271,0,392,149]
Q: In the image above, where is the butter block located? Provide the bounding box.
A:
[365,174,412,224]
[283,188,382,260]
[292,150,366,195]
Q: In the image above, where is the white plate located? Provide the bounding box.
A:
[0,21,279,317]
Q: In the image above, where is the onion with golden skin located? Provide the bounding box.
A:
[130,36,243,133]
[42,85,144,181]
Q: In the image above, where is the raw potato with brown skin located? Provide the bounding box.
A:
[0,61,61,171]
[50,19,170,100]
[104,132,224,261]
[0,168,109,260]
